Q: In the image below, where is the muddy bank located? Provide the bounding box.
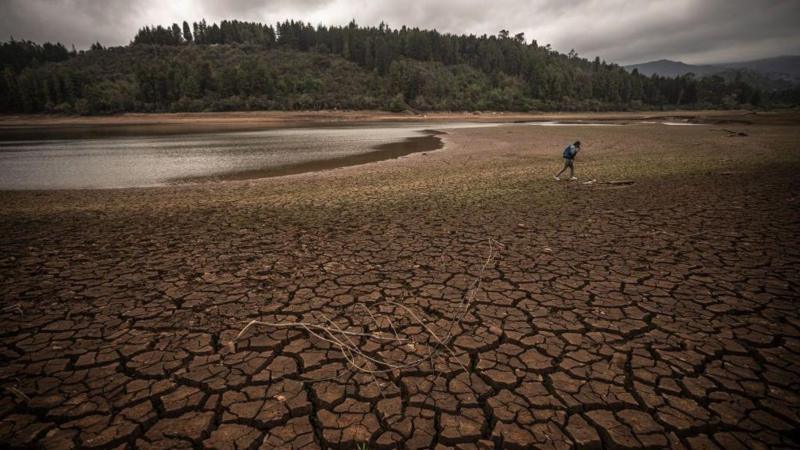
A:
[175,130,444,183]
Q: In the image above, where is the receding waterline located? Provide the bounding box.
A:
[177,130,444,184]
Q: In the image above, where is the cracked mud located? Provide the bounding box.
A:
[1,116,799,449]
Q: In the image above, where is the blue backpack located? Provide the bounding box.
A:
[562,145,575,159]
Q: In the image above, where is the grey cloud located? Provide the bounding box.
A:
[0,0,798,64]
[546,0,800,63]
[1,0,147,48]
[196,0,334,20]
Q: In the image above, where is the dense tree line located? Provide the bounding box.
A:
[0,40,72,71]
[133,20,277,47]
[0,20,796,114]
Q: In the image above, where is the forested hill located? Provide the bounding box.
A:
[1,19,797,114]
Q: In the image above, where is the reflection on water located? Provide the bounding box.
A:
[0,124,466,190]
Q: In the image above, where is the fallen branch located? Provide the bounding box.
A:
[232,238,502,378]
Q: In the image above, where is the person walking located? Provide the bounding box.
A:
[554,140,581,181]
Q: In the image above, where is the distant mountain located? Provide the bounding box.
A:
[624,59,718,78]
[625,56,800,84]
[722,56,800,82]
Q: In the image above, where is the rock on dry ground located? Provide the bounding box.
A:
[0,114,799,449]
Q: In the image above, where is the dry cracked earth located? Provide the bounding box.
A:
[1,116,799,449]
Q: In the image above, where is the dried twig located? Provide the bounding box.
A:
[1,303,23,315]
[5,386,30,403]
[232,238,502,378]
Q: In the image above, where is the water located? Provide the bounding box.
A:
[0,123,461,190]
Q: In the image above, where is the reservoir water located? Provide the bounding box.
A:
[0,123,456,190]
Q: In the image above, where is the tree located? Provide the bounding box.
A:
[193,61,213,96]
[183,21,193,42]
[373,36,392,75]
[172,23,182,43]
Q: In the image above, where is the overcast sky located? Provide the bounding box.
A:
[1,0,798,65]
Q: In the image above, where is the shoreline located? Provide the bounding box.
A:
[0,109,770,141]
[172,130,446,185]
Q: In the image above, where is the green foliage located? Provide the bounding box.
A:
[386,93,408,112]
[7,45,384,114]
[136,20,277,47]
[1,19,798,114]
[0,39,72,72]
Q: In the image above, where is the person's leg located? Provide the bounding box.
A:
[555,159,570,177]
[568,160,574,178]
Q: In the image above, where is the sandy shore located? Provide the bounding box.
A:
[0,112,799,449]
